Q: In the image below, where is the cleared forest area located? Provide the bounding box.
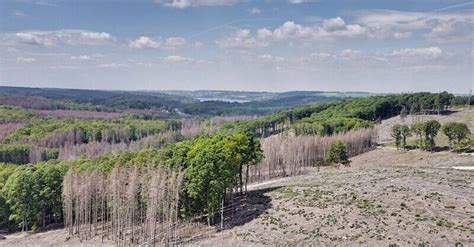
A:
[189,148,473,246]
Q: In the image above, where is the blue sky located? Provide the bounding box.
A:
[0,0,473,93]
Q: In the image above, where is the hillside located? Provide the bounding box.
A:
[378,109,474,146]
[189,148,473,246]
[0,94,472,246]
[3,148,472,246]
[0,86,350,116]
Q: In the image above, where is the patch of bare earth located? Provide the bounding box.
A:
[0,229,115,247]
[190,148,473,246]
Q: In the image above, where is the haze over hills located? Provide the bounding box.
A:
[160,90,378,102]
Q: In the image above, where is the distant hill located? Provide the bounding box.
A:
[0,86,373,116]
[160,90,377,103]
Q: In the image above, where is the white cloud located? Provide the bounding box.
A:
[288,0,318,3]
[79,31,112,42]
[4,29,114,47]
[216,29,269,49]
[322,17,346,31]
[97,63,130,69]
[16,57,36,63]
[300,47,452,72]
[310,52,333,60]
[155,0,239,8]
[249,8,261,14]
[49,65,79,70]
[425,18,474,43]
[13,32,55,46]
[129,36,192,50]
[340,49,362,58]
[217,11,473,50]
[391,47,443,59]
[129,36,161,49]
[268,19,367,41]
[164,37,187,49]
[353,10,473,43]
[70,55,93,61]
[164,55,195,63]
[258,54,285,63]
[216,18,368,49]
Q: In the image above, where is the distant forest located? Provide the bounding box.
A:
[0,86,354,116]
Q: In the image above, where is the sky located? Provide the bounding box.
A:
[0,0,473,93]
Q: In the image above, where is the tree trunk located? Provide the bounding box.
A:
[220,195,224,232]
[239,164,243,194]
[245,164,250,193]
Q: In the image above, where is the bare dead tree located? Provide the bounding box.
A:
[62,166,187,245]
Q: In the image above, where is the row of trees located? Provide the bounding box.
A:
[391,121,471,150]
[0,144,59,164]
[0,161,68,231]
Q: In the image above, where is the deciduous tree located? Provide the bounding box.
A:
[442,122,471,148]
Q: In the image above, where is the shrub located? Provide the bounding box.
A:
[391,124,402,149]
[442,122,471,148]
[325,140,351,166]
[412,120,441,151]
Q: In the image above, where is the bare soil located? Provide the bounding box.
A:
[190,148,473,246]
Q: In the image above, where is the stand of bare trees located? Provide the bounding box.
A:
[63,166,185,246]
[209,115,256,125]
[0,122,24,142]
[247,128,377,183]
[57,130,182,160]
[35,110,122,120]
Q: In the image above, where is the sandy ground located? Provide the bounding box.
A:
[188,148,473,247]
[0,228,115,247]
